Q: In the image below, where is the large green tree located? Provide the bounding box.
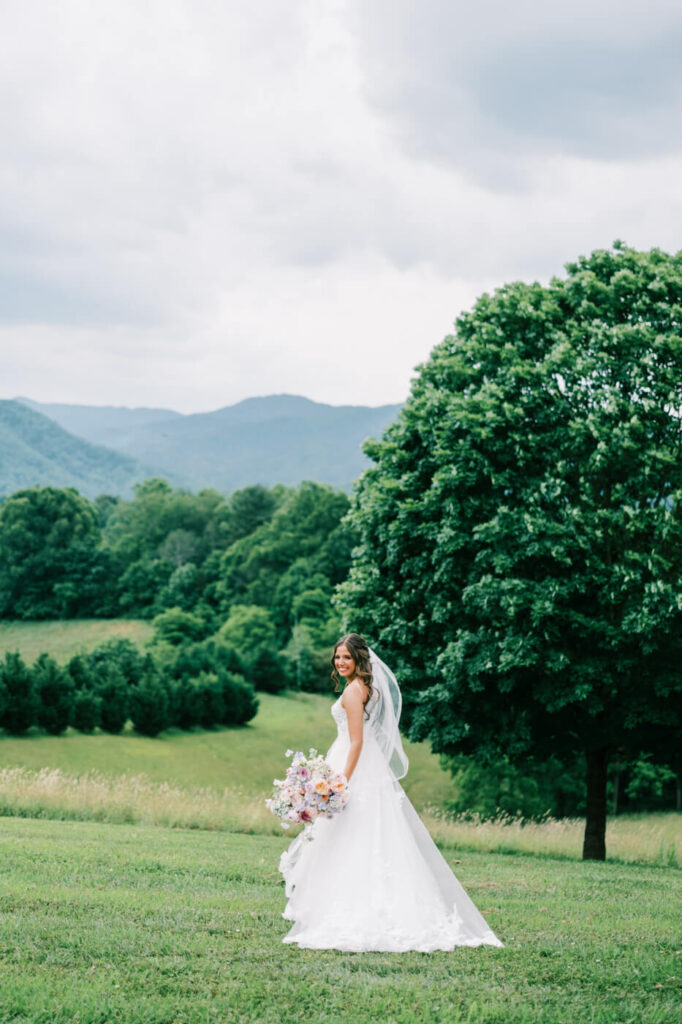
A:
[337,243,682,860]
[0,487,102,618]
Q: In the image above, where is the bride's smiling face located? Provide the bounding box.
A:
[334,644,356,680]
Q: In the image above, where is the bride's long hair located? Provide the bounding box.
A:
[331,633,374,715]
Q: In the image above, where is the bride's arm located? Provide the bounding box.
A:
[341,686,364,782]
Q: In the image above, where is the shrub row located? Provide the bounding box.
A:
[0,640,258,739]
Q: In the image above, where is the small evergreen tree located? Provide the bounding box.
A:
[33,653,75,735]
[249,647,286,693]
[71,689,102,733]
[170,639,244,681]
[88,640,146,687]
[0,672,8,724]
[219,673,259,726]
[95,663,129,734]
[67,654,96,691]
[129,670,171,737]
[193,672,225,728]
[169,677,202,730]
[0,652,38,734]
[210,642,245,676]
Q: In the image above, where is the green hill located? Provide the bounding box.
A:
[0,690,456,814]
[16,396,182,450]
[0,618,456,813]
[16,393,403,493]
[0,400,155,499]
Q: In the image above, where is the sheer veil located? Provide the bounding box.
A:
[367,648,409,780]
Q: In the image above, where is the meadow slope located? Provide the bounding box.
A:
[0,619,154,665]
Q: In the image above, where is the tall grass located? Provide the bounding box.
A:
[423,806,681,868]
[1,765,679,868]
[0,766,278,835]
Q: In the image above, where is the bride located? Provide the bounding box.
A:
[278,633,503,952]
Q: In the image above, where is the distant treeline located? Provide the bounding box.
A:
[0,478,352,692]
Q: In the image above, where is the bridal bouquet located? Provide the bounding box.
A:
[266,748,349,835]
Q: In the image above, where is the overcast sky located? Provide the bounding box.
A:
[2,0,681,412]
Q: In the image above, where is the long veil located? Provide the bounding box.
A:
[367,648,409,780]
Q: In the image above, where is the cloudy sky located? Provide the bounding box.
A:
[2,0,681,412]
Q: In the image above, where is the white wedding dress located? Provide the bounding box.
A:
[279,686,503,953]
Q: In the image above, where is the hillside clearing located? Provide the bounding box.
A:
[0,619,154,665]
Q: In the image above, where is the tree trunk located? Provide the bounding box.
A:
[611,765,621,816]
[583,747,608,861]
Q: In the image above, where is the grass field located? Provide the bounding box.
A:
[0,619,154,665]
[1,621,681,1022]
[1,621,681,867]
[0,690,457,814]
[0,816,680,1024]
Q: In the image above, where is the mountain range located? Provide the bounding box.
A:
[0,394,403,499]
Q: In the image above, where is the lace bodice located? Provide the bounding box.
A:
[331,688,381,739]
[331,697,347,735]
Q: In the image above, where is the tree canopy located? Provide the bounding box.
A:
[0,486,102,618]
[337,243,682,859]
[0,477,354,694]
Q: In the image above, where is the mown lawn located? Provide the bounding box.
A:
[0,816,680,1024]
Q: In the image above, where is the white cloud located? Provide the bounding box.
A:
[1,0,680,412]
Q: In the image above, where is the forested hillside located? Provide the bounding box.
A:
[17,398,183,450]
[0,478,354,741]
[0,400,152,499]
[15,394,404,493]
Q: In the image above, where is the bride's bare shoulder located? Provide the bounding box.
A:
[341,678,370,707]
